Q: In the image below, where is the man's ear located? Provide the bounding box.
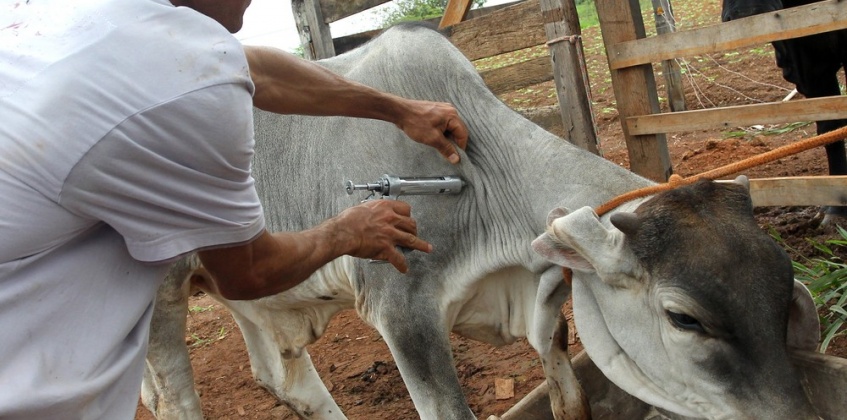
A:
[787,280,821,351]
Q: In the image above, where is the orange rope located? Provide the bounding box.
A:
[594,124,847,216]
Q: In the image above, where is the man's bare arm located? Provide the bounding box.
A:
[197,200,431,300]
[244,45,468,164]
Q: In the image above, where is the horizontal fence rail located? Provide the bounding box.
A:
[718,176,847,207]
[332,1,530,56]
[319,0,391,24]
[626,96,847,135]
[479,56,551,94]
[441,0,546,60]
[608,0,847,70]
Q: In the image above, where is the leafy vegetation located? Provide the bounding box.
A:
[378,0,486,26]
[773,227,847,353]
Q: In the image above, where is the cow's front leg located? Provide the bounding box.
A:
[142,255,204,420]
[528,268,590,420]
[222,302,346,419]
[366,289,475,420]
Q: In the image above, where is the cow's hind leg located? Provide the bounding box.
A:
[527,268,590,420]
[142,255,204,420]
[222,304,346,419]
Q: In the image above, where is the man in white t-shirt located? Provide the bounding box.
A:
[0,0,468,418]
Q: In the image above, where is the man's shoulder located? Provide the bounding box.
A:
[3,0,251,95]
[110,1,251,91]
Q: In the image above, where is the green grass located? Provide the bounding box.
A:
[723,121,813,139]
[575,1,599,29]
[188,326,229,348]
[189,304,214,313]
[773,227,847,353]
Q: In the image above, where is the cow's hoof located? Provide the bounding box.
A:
[821,206,847,229]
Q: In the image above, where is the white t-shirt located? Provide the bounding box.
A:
[0,0,265,418]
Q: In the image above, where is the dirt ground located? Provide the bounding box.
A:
[137,2,847,419]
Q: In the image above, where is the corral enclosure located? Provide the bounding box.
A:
[297,0,847,199]
[137,1,847,419]
[294,0,600,152]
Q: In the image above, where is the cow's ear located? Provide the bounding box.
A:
[546,207,569,227]
[534,207,641,284]
[787,280,821,351]
[531,231,594,271]
[532,207,594,270]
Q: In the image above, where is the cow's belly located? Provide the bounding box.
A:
[217,257,358,357]
[252,256,358,309]
[448,266,538,346]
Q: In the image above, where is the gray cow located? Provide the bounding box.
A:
[141,24,822,420]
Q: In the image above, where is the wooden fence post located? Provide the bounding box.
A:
[440,0,474,28]
[595,0,672,182]
[651,0,685,112]
[292,0,336,60]
[539,0,600,155]
[321,0,391,23]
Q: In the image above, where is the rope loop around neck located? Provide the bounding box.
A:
[594,124,847,216]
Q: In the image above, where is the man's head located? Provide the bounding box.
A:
[170,0,252,33]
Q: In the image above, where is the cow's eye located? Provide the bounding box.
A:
[667,310,704,333]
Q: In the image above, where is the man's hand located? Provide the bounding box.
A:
[198,199,431,300]
[244,46,468,165]
[331,200,432,273]
[394,99,469,165]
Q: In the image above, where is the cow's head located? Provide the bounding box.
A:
[532,178,820,419]
[721,0,783,22]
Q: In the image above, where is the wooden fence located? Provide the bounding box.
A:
[597,0,847,207]
[291,0,600,154]
[291,0,847,205]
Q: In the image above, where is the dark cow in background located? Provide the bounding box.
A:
[722,0,847,220]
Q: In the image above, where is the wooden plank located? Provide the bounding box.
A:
[540,0,599,154]
[499,350,650,420]
[333,28,383,56]
[440,0,474,28]
[499,380,554,420]
[651,0,685,112]
[331,2,524,57]
[625,96,847,135]
[292,0,335,59]
[608,0,847,70]
[479,56,553,94]
[445,0,547,61]
[596,0,672,182]
[319,0,390,24]
[726,176,847,207]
